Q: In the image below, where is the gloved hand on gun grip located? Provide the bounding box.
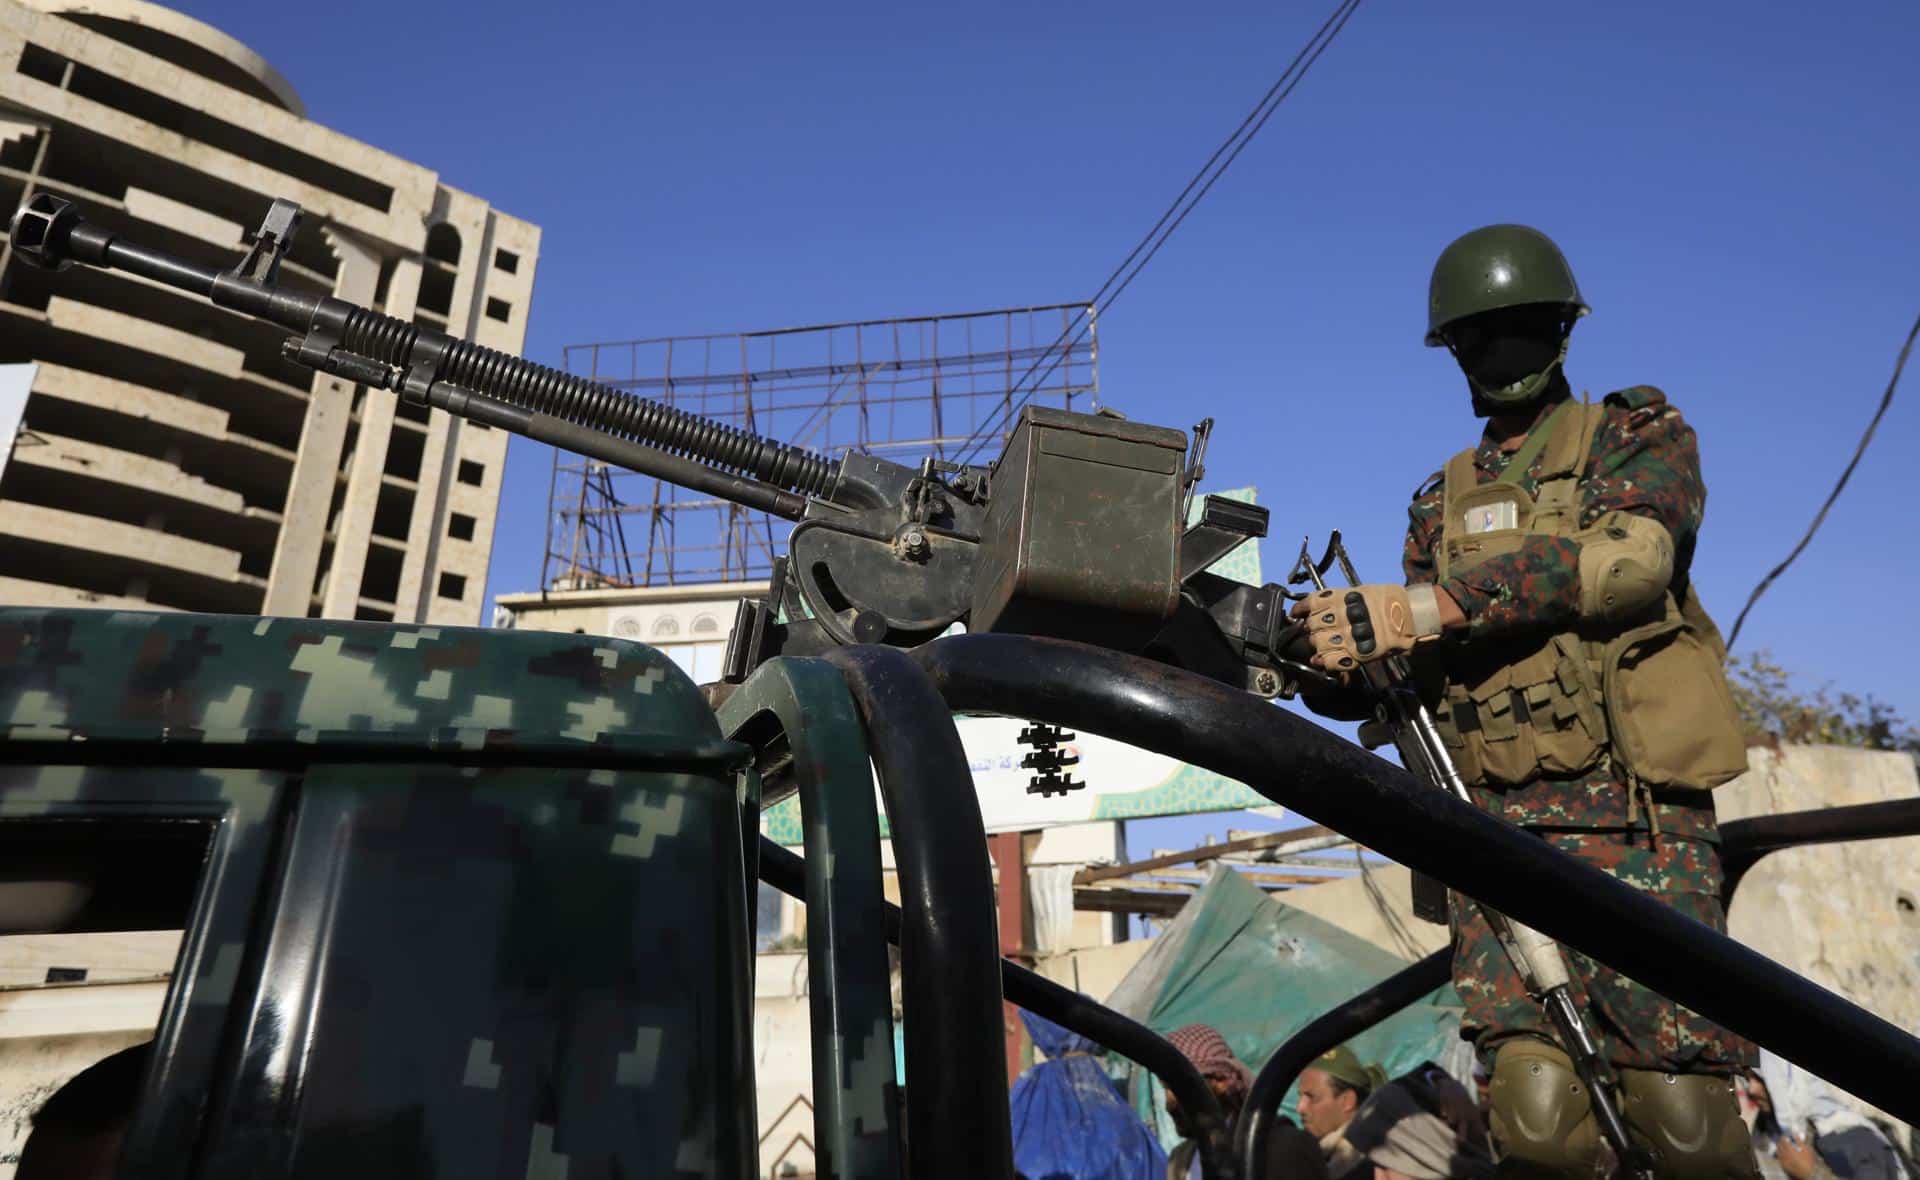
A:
[1289,584,1443,672]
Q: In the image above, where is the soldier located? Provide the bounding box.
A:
[1293,225,1758,1179]
[1297,1043,1388,1180]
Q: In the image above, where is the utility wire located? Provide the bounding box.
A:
[1726,310,1919,650]
[950,0,1366,466]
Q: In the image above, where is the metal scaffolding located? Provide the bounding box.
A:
[543,303,1097,589]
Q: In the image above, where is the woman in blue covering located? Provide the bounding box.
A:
[1010,1008,1170,1180]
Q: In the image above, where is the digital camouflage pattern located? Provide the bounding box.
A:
[1403,386,1718,840]
[1451,832,1751,1074]
[1405,386,1701,640]
[715,659,901,1180]
[1401,390,1755,1074]
[0,608,765,1180]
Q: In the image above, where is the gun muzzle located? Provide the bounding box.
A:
[10,193,224,298]
[9,192,85,271]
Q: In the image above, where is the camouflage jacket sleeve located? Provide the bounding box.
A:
[1425,388,1706,640]
[1403,471,1444,584]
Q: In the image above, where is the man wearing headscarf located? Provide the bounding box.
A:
[1298,1044,1389,1180]
[1163,1023,1326,1180]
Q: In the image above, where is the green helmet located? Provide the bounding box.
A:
[1424,224,1589,347]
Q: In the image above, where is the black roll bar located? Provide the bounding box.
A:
[1236,798,1920,1171]
[820,647,1013,1180]
[1720,797,1920,899]
[909,633,1920,1122]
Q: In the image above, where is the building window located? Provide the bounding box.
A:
[437,572,467,600]
[652,617,681,638]
[485,297,512,323]
[448,512,476,541]
[417,265,454,317]
[457,460,485,486]
[692,614,720,635]
[494,249,519,274]
[426,223,462,265]
[17,43,69,87]
[374,256,398,305]
[660,640,728,685]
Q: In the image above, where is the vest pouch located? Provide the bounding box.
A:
[1600,604,1750,789]
[1440,659,1537,786]
[1433,687,1486,786]
[1531,635,1608,775]
[1440,483,1534,582]
[1437,637,1608,786]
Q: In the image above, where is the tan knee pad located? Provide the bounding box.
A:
[1488,1039,1601,1180]
[1618,1071,1758,1180]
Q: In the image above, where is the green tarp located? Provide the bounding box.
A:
[1105,866,1468,1146]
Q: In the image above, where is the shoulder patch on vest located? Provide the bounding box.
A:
[1602,385,1669,412]
[1412,470,1444,501]
[1602,385,1674,429]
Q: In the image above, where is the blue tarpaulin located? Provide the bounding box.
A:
[1011,1008,1169,1180]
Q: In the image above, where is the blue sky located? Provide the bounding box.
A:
[175,0,1917,819]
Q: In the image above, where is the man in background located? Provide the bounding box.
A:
[1297,1044,1388,1180]
[1165,1022,1326,1180]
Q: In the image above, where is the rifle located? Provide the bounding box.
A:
[7,193,1320,705]
[1290,533,1654,1180]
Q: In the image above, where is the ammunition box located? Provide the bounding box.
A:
[972,406,1187,648]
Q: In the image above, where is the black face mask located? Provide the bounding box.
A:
[1444,305,1572,408]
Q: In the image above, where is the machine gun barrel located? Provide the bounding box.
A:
[13,191,1288,683]
[8,193,834,521]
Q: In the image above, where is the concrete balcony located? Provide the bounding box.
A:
[0,575,176,610]
[24,362,294,511]
[3,429,280,565]
[0,300,308,450]
[46,294,244,380]
[0,501,264,612]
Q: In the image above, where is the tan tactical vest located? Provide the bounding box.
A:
[1429,396,1749,792]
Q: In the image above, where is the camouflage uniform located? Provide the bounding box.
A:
[1402,386,1755,1077]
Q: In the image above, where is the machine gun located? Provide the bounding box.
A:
[1290,533,1654,1180]
[8,193,1319,707]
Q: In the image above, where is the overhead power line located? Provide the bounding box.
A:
[950,0,1367,465]
[1725,310,1918,650]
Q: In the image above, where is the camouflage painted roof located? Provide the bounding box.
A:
[0,609,727,756]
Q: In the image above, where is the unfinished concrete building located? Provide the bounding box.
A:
[0,0,539,623]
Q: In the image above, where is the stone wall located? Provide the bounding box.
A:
[1269,744,1918,1136]
[1720,744,1920,1135]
